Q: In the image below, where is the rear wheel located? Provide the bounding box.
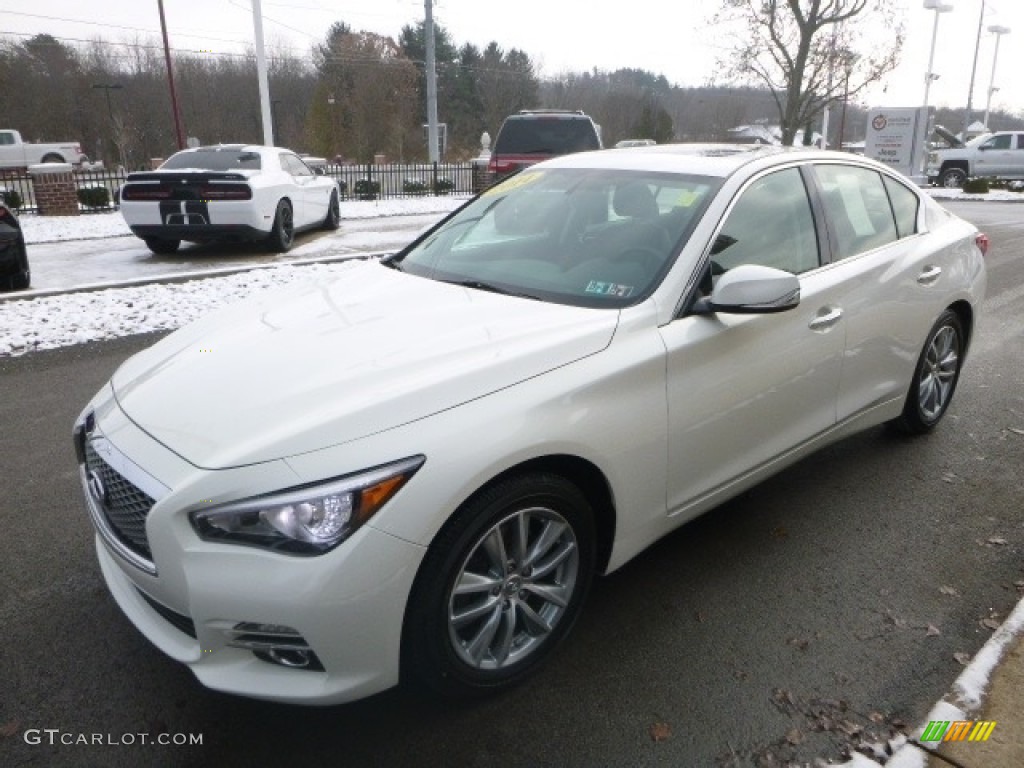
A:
[41,153,65,164]
[323,191,341,230]
[267,200,294,252]
[0,241,30,291]
[402,473,595,698]
[144,237,180,255]
[889,309,965,435]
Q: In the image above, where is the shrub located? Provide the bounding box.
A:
[0,188,23,209]
[77,185,111,208]
[962,178,990,194]
[433,177,454,195]
[403,178,429,196]
[354,179,380,200]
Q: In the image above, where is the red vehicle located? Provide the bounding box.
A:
[488,110,602,177]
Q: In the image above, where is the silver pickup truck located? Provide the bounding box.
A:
[926,129,1024,187]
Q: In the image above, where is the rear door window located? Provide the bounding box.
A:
[812,165,898,261]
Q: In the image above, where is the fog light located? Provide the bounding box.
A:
[223,622,324,671]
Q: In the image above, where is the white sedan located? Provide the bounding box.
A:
[76,146,986,704]
[119,144,341,254]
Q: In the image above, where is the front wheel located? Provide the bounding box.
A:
[266,199,294,252]
[889,309,965,435]
[402,473,595,698]
[939,167,967,188]
[143,237,180,255]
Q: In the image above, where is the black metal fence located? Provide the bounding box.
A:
[0,161,481,215]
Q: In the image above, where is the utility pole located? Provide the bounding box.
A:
[424,0,440,163]
[157,0,186,150]
[251,0,275,146]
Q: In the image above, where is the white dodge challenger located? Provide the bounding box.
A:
[79,145,987,705]
[119,144,341,254]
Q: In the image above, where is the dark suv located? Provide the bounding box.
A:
[489,110,602,176]
[0,199,29,291]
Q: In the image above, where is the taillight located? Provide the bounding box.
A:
[199,184,252,200]
[975,233,990,256]
[489,158,516,173]
[121,184,171,201]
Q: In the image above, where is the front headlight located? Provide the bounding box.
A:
[190,456,424,554]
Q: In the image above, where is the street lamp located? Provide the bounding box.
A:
[982,25,1011,129]
[962,0,986,139]
[922,1,954,114]
[92,83,124,167]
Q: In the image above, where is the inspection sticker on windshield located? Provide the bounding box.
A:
[482,170,545,196]
[585,281,634,298]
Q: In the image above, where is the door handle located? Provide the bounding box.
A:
[917,265,942,285]
[809,307,843,332]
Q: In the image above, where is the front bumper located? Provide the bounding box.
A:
[78,392,427,705]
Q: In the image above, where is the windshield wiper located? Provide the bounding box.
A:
[445,279,540,301]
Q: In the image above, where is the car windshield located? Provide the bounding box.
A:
[395,168,720,309]
[161,149,261,171]
[495,119,601,154]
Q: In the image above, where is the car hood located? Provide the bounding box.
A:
[111,261,619,469]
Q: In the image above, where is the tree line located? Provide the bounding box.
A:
[2,15,1021,170]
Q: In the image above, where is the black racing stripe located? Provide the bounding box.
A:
[157,200,211,226]
[158,200,178,224]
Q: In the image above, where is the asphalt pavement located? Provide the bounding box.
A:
[0,200,1021,767]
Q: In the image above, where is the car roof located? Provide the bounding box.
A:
[538,144,903,180]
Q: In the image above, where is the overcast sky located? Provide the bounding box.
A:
[4,1,1021,126]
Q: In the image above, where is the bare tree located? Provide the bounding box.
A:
[714,0,904,145]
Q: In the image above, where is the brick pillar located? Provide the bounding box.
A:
[28,164,79,216]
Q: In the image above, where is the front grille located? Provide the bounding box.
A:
[138,589,196,639]
[84,440,155,560]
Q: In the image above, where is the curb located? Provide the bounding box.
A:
[838,595,1024,766]
[0,249,390,303]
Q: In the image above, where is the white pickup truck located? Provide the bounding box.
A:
[926,129,1024,187]
[0,129,88,170]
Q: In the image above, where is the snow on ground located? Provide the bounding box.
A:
[926,187,1024,203]
[3,197,469,357]
[0,261,360,357]
[19,196,467,244]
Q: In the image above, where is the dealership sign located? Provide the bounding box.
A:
[864,107,930,182]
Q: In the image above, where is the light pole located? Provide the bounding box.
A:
[962,0,986,139]
[982,25,1011,129]
[922,1,954,114]
[92,83,124,167]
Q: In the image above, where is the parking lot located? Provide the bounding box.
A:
[0,200,1020,766]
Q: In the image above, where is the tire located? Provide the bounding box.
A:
[939,166,968,188]
[11,246,30,290]
[41,153,65,164]
[266,200,295,252]
[889,309,965,435]
[402,473,596,699]
[144,237,180,255]
[323,190,341,230]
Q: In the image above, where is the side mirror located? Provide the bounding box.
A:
[694,264,800,314]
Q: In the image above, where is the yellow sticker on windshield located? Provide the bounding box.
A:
[676,189,700,207]
[482,170,545,196]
